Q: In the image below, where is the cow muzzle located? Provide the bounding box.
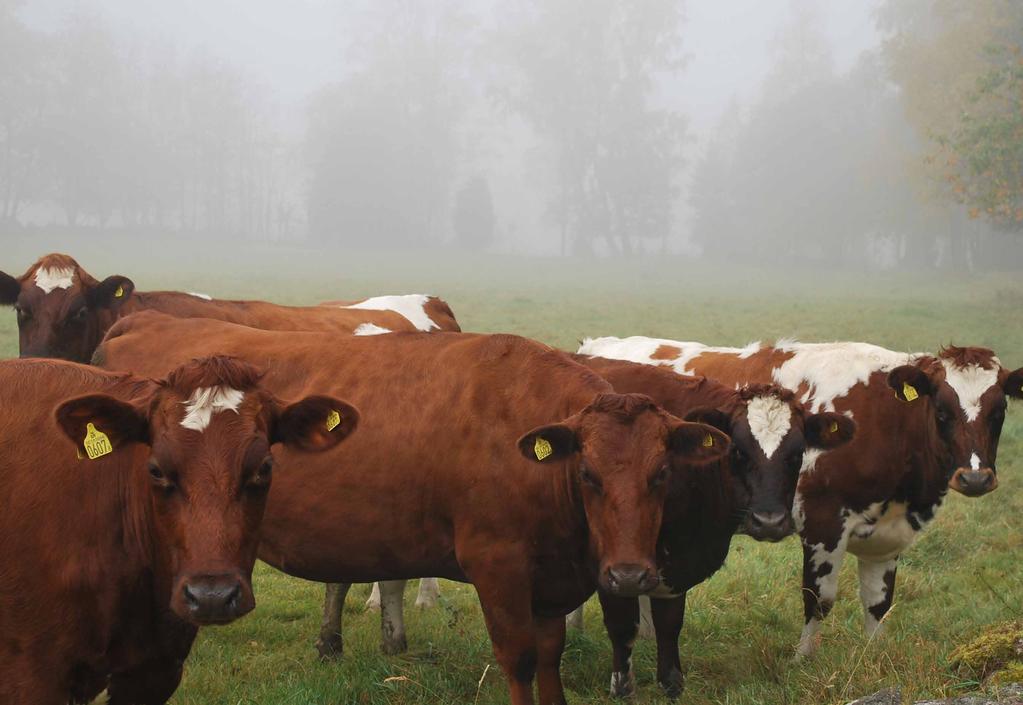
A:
[950,467,998,497]
[175,574,254,625]
[745,510,795,542]
[602,563,659,597]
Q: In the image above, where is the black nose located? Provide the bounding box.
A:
[747,511,794,541]
[957,468,996,497]
[182,576,245,623]
[605,564,658,596]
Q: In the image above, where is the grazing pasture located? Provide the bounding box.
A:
[3,245,1021,704]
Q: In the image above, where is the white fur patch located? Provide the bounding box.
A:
[577,336,760,375]
[188,291,213,301]
[941,359,999,422]
[34,267,75,294]
[344,294,438,332]
[180,386,244,432]
[970,452,981,470]
[847,502,918,562]
[353,323,392,336]
[745,395,792,458]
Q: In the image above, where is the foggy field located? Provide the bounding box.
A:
[2,249,1018,705]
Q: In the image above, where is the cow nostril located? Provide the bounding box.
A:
[226,583,241,611]
[183,584,199,609]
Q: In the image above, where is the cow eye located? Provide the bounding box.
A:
[649,464,671,490]
[579,466,603,493]
[936,408,952,425]
[248,457,273,490]
[147,461,175,491]
[787,450,803,469]
[66,307,88,325]
[13,304,30,323]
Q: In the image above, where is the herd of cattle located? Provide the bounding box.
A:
[0,252,1019,705]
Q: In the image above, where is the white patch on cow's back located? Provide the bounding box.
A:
[941,359,999,422]
[188,291,213,301]
[181,386,244,432]
[34,267,75,294]
[343,294,438,332]
[577,336,760,375]
[770,341,922,412]
[353,323,392,336]
[745,395,792,458]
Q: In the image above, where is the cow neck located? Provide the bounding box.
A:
[899,366,951,522]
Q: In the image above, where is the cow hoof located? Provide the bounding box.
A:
[658,669,684,699]
[315,635,343,661]
[608,670,636,698]
[381,637,408,655]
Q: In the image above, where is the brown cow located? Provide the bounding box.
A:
[95,312,731,705]
[0,253,460,362]
[578,336,1023,658]
[0,356,357,705]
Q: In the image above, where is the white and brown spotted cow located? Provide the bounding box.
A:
[578,337,1022,658]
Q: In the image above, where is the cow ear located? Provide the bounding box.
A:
[271,395,360,452]
[86,275,134,310]
[669,421,729,464]
[1001,368,1023,400]
[55,394,150,458]
[0,271,20,305]
[683,407,732,434]
[804,412,856,450]
[518,424,578,464]
[888,365,933,403]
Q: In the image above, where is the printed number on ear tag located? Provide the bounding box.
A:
[83,423,113,460]
[114,284,124,298]
[902,382,919,402]
[702,434,714,448]
[534,437,553,461]
[829,420,839,433]
[326,410,341,432]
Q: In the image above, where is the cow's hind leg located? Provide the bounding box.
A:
[378,579,409,654]
[597,591,640,698]
[857,556,898,638]
[316,582,352,659]
[650,594,687,699]
[365,581,381,610]
[797,510,849,660]
[415,577,441,608]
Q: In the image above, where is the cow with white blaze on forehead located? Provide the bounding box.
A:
[0,253,460,363]
[577,336,1022,659]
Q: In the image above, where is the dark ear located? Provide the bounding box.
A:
[1001,368,1023,400]
[271,395,360,452]
[669,422,730,464]
[86,275,134,310]
[0,271,20,305]
[683,407,732,434]
[55,394,150,458]
[518,423,579,464]
[804,412,856,450]
[888,365,934,403]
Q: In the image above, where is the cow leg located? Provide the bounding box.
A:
[415,577,441,608]
[650,594,687,699]
[535,614,568,705]
[565,604,584,630]
[378,579,409,654]
[597,591,639,698]
[107,658,184,705]
[316,582,352,660]
[797,515,849,660]
[857,556,898,637]
[365,581,381,610]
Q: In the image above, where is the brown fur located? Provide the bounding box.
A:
[938,344,998,369]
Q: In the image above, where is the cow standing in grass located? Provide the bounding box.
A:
[0,356,357,705]
[95,312,732,705]
[578,337,1022,658]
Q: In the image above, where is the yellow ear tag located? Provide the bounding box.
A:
[702,434,714,448]
[83,423,113,460]
[534,437,553,461]
[325,409,341,432]
[829,420,839,434]
[114,284,124,298]
[902,382,919,402]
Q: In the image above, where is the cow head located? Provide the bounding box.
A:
[0,254,134,362]
[889,346,1022,497]
[685,385,855,542]
[518,392,729,597]
[55,355,359,626]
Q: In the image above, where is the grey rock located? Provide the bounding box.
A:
[847,689,902,705]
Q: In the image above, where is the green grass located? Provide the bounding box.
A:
[3,243,1021,704]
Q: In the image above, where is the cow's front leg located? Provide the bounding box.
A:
[378,579,409,654]
[650,593,687,698]
[597,591,640,698]
[316,582,351,660]
[107,658,185,705]
[415,577,441,608]
[857,556,898,637]
[797,504,849,660]
[535,614,568,705]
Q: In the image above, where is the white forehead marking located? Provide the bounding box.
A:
[343,294,438,332]
[188,291,213,301]
[970,452,981,470]
[180,386,245,432]
[353,322,392,336]
[577,336,760,375]
[34,267,75,294]
[941,359,999,422]
[745,395,792,459]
